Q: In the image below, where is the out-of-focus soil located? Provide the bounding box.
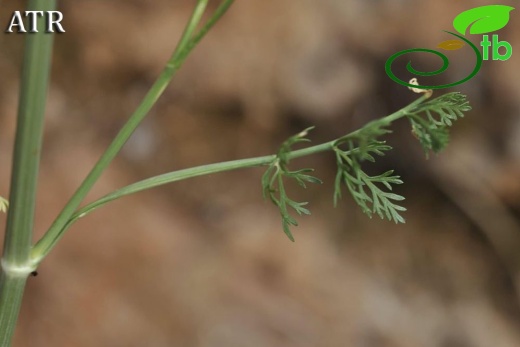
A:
[1,1,520,346]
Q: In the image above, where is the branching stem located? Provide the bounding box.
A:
[31,0,235,261]
[30,93,430,262]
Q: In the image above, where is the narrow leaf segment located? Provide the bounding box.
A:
[261,128,323,241]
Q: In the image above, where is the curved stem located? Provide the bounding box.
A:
[30,94,429,264]
[31,0,234,261]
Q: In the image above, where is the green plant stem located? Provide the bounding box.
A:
[0,271,28,346]
[0,0,56,344]
[31,0,235,262]
[179,0,235,62]
[171,0,209,62]
[29,94,430,262]
[3,1,56,265]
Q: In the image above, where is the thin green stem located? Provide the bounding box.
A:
[64,155,276,230]
[29,94,429,263]
[171,0,209,62]
[0,0,56,344]
[31,0,234,261]
[289,93,430,159]
[181,0,235,59]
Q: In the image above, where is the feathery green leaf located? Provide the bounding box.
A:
[407,92,471,156]
[262,128,322,241]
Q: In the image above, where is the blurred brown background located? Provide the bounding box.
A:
[1,0,520,346]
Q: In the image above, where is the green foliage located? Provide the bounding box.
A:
[336,118,392,156]
[262,92,472,239]
[333,138,406,223]
[409,118,450,154]
[407,92,471,156]
[412,92,471,127]
[262,128,322,241]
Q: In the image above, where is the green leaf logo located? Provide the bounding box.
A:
[453,5,515,35]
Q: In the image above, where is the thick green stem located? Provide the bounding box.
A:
[3,1,56,264]
[0,0,56,343]
[32,0,235,261]
[0,270,29,347]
